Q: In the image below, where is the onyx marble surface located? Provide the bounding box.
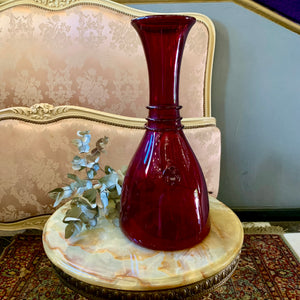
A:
[43,197,243,291]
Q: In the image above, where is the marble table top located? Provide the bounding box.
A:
[43,197,243,291]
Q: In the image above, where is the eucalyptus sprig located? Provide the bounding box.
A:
[48,131,126,239]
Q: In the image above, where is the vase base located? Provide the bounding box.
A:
[121,217,211,251]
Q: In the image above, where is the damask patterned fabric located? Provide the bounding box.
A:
[0,4,209,118]
[0,3,219,223]
[0,119,220,222]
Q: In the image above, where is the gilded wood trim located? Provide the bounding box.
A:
[0,0,215,118]
[0,215,49,231]
[0,103,216,128]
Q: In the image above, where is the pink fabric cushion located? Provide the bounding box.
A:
[0,118,220,222]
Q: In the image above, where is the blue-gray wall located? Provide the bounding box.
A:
[129,2,300,209]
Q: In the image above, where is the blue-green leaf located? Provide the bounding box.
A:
[75,196,97,209]
[86,180,93,190]
[70,182,78,191]
[65,222,82,239]
[77,130,90,137]
[77,187,85,195]
[89,218,97,227]
[62,186,73,198]
[108,189,120,200]
[116,183,122,195]
[67,173,78,181]
[80,204,98,219]
[72,131,91,153]
[68,174,86,187]
[100,187,109,209]
[63,216,81,223]
[72,139,90,153]
[87,169,95,179]
[49,187,73,207]
[65,206,82,218]
[71,156,86,170]
[93,163,100,172]
[104,165,113,174]
[83,189,97,204]
[48,187,63,200]
[101,171,119,189]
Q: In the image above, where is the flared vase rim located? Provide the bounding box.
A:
[131,14,196,27]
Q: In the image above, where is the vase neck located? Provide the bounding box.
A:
[132,15,196,130]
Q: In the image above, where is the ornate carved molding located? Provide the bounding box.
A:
[0,215,49,231]
[52,253,240,299]
[12,103,70,120]
[32,0,79,8]
[0,103,216,128]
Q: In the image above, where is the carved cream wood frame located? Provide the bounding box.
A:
[0,216,49,232]
[0,103,216,127]
[0,103,217,232]
[0,0,215,232]
[0,0,215,118]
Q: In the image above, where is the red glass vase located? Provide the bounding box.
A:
[120,15,210,251]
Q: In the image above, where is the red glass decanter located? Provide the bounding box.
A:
[120,15,210,251]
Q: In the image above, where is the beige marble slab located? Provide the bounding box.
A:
[43,197,243,291]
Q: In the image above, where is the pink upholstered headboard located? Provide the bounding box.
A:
[0,0,220,229]
[0,0,215,118]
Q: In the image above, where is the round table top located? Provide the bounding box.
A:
[43,197,243,291]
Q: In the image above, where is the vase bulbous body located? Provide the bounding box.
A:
[120,15,210,251]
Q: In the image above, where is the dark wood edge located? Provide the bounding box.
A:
[233,208,300,222]
[51,253,240,299]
